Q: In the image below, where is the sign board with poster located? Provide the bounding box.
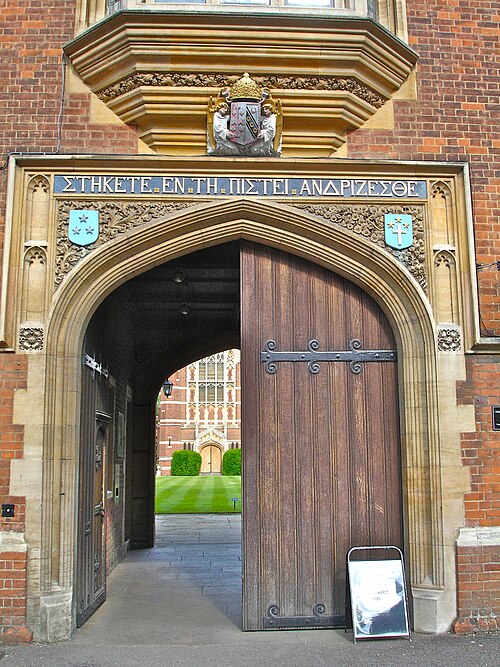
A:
[347,546,411,643]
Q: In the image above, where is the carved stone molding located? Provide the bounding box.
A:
[431,180,452,201]
[97,73,386,109]
[437,326,462,352]
[292,203,426,291]
[56,201,197,286]
[65,13,417,155]
[19,326,44,351]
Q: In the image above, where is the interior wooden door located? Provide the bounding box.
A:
[241,242,403,631]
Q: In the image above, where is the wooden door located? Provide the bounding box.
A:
[200,445,222,474]
[241,242,403,631]
[76,365,110,627]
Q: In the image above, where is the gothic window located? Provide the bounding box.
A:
[197,353,225,405]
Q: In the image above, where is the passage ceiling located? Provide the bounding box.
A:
[112,241,241,393]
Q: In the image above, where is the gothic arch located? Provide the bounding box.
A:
[39,197,445,637]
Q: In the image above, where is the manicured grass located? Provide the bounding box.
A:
[155,475,242,514]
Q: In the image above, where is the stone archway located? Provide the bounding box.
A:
[36,198,446,640]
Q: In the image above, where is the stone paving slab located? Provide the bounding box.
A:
[3,633,500,667]
[2,514,499,666]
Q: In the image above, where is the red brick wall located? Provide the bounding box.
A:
[457,358,500,529]
[0,1,137,161]
[455,544,500,633]
[455,357,500,630]
[0,357,30,642]
[347,1,500,335]
[0,551,32,642]
[0,357,28,532]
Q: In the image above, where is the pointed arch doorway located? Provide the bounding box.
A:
[75,238,403,631]
[200,444,223,474]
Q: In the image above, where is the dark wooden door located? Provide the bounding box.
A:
[241,242,403,630]
[76,365,110,627]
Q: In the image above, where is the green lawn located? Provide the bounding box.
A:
[155,475,242,514]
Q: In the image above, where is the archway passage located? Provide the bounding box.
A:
[76,242,241,625]
[76,239,403,631]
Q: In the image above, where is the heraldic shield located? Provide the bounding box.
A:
[207,73,283,157]
[230,101,261,146]
[68,209,99,247]
[384,214,413,250]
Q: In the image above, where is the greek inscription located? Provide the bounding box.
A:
[54,176,427,199]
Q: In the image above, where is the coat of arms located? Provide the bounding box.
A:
[207,73,283,157]
[384,214,413,250]
[68,210,99,246]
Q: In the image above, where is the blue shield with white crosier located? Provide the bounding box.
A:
[68,210,99,246]
[384,213,413,250]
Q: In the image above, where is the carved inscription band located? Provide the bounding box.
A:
[55,175,427,199]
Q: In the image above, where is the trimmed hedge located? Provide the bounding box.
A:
[170,450,202,476]
[222,448,241,476]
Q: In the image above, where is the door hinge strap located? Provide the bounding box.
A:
[83,353,109,380]
[264,604,345,629]
[261,339,397,375]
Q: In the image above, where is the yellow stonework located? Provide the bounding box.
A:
[1,155,480,638]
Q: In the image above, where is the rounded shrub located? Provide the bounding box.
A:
[170,450,202,476]
[222,448,241,476]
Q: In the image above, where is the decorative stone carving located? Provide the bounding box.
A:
[19,326,44,351]
[292,203,426,291]
[24,246,46,266]
[28,175,50,194]
[431,180,451,201]
[56,201,197,286]
[66,14,417,155]
[207,74,283,157]
[22,245,48,324]
[26,175,50,242]
[437,326,462,352]
[432,246,458,323]
[434,249,456,268]
[97,73,385,110]
[57,200,426,290]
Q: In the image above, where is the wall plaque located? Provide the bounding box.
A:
[493,406,500,431]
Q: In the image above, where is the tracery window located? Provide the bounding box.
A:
[197,353,225,405]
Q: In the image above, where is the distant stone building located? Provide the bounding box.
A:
[156,350,241,475]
